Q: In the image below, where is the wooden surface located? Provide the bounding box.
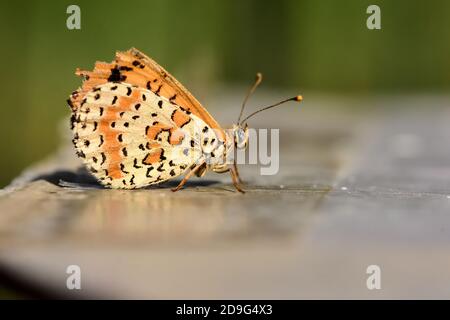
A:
[1,93,450,299]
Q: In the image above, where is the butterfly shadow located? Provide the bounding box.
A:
[32,166,220,190]
[31,167,102,189]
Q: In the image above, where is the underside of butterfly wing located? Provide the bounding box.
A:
[70,82,212,189]
[67,48,233,190]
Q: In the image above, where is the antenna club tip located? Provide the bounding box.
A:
[294,95,303,102]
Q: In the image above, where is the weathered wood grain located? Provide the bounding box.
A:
[1,94,450,298]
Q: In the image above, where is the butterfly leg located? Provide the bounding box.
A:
[233,161,244,184]
[230,165,245,194]
[171,161,206,192]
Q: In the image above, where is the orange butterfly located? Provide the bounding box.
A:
[68,48,302,193]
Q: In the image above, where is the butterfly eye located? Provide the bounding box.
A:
[235,128,247,149]
[238,129,245,141]
[235,128,245,144]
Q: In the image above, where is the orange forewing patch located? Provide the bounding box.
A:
[171,109,191,128]
[146,123,185,146]
[70,48,226,142]
[142,149,164,165]
[169,128,185,145]
[99,108,122,179]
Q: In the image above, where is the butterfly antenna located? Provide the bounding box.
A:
[237,73,263,124]
[240,95,303,126]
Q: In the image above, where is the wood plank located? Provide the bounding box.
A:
[1,94,449,298]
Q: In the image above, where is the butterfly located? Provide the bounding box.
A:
[68,48,302,193]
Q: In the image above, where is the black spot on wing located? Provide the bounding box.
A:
[108,66,127,82]
[133,158,142,169]
[120,163,129,174]
[98,135,104,147]
[119,66,133,71]
[132,60,145,69]
[154,85,162,96]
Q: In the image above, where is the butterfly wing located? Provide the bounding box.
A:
[71,82,209,189]
[71,48,225,141]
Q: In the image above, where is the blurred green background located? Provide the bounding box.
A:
[0,0,449,187]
